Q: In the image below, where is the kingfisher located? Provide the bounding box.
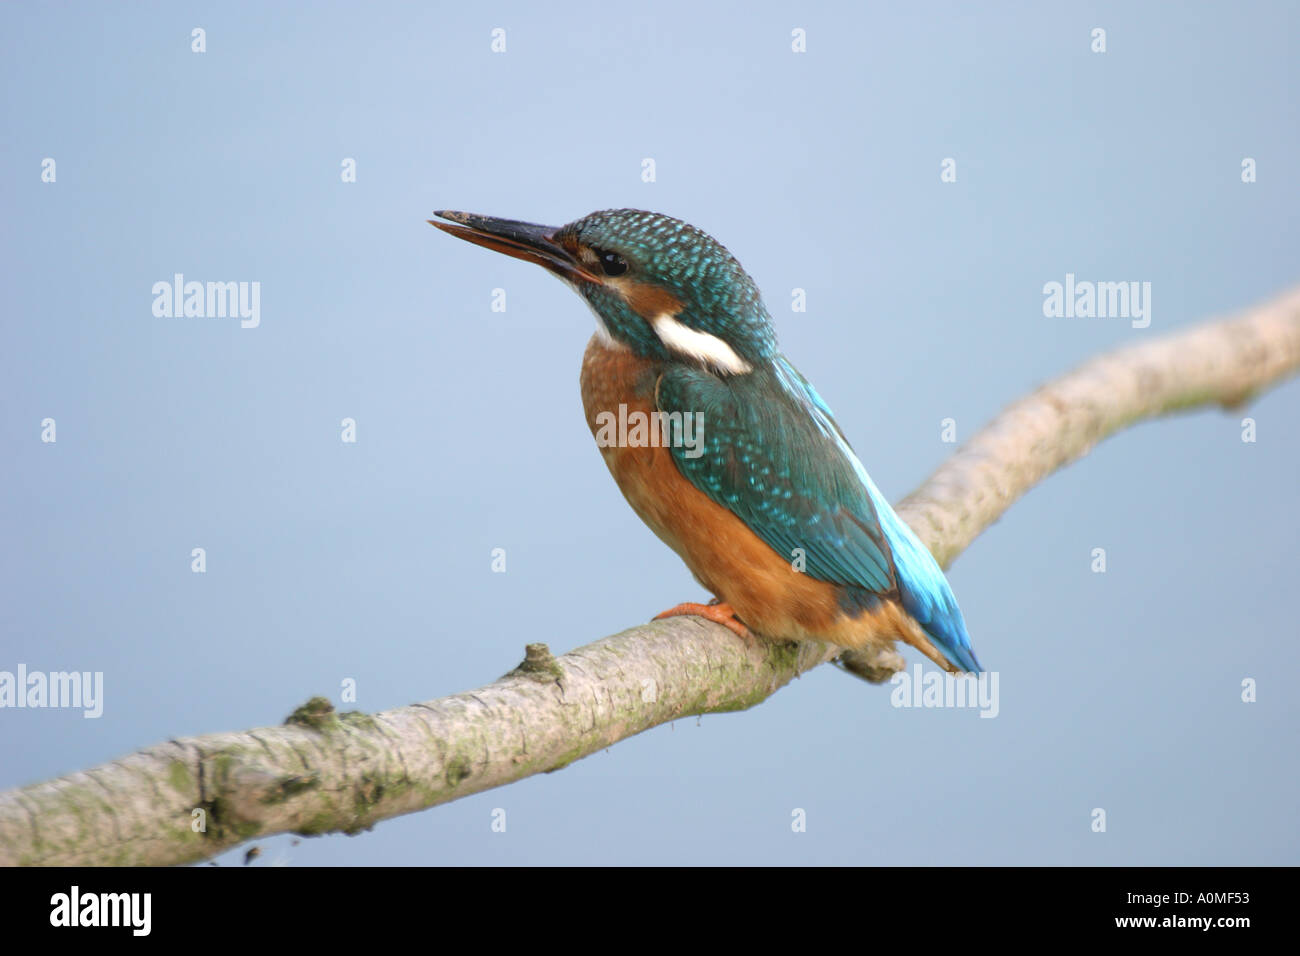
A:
[430,209,981,673]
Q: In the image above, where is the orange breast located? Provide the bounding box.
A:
[578,334,929,655]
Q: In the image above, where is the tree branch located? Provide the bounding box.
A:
[3,286,1299,866]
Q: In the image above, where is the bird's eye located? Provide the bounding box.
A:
[597,250,629,277]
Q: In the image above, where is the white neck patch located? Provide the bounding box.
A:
[651,312,752,375]
[563,279,627,350]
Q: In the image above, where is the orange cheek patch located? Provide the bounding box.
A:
[612,279,684,320]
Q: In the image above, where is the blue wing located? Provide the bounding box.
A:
[656,356,980,672]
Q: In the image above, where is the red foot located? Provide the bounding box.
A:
[653,601,752,640]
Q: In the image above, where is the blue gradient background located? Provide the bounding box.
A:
[2,1,1297,866]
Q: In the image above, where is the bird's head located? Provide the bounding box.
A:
[430,208,776,375]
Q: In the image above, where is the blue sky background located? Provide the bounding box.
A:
[2,1,1297,865]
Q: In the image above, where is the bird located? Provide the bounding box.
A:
[429,208,981,674]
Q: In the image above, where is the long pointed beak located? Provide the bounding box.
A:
[428,210,601,284]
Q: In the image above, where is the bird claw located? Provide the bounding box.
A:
[653,601,753,641]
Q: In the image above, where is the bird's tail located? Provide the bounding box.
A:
[875,501,983,672]
[904,590,982,673]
